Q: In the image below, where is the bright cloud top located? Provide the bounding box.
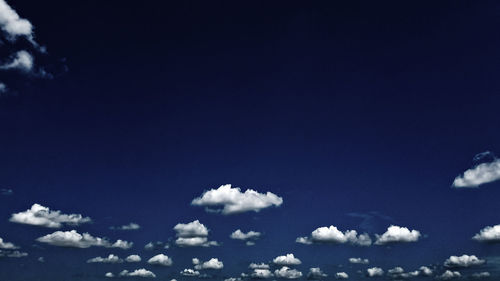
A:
[453,158,500,188]
[335,272,349,279]
[36,230,132,249]
[444,255,485,268]
[273,254,301,265]
[374,225,421,245]
[191,184,283,214]
[173,220,217,247]
[194,258,224,270]
[10,203,91,228]
[438,270,461,280]
[0,237,19,249]
[148,254,173,266]
[297,225,372,246]
[472,224,500,242]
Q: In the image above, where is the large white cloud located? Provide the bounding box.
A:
[444,255,485,268]
[147,254,173,266]
[119,269,156,278]
[0,0,33,40]
[374,225,421,245]
[230,229,261,240]
[274,266,302,279]
[251,268,273,279]
[194,258,223,270]
[453,158,500,188]
[367,267,384,277]
[126,255,141,263]
[10,204,91,228]
[191,184,283,214]
[348,257,369,264]
[438,270,461,280]
[308,267,327,279]
[87,254,123,263]
[36,230,132,249]
[273,254,302,265]
[297,225,372,246]
[472,224,500,242]
[0,237,18,249]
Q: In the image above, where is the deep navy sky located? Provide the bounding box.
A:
[1,1,500,280]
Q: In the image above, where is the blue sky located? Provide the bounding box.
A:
[1,1,500,280]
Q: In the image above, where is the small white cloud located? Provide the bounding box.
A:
[473,224,500,242]
[444,255,485,268]
[191,184,283,214]
[147,254,173,266]
[119,269,156,278]
[249,263,269,269]
[126,255,141,263]
[471,272,490,279]
[0,237,19,249]
[194,258,223,270]
[438,270,461,280]
[0,0,34,40]
[308,267,327,279]
[175,237,218,247]
[367,267,384,277]
[36,230,132,249]
[335,272,349,279]
[180,268,200,276]
[105,272,114,278]
[273,253,302,265]
[230,229,261,240]
[453,157,500,188]
[274,266,302,279]
[297,225,372,246]
[0,50,33,72]
[251,268,273,278]
[0,249,28,258]
[174,220,208,237]
[419,266,433,276]
[111,222,140,230]
[348,257,369,264]
[10,203,91,228]
[374,225,421,245]
[87,254,123,263]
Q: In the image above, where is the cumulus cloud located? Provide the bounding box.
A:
[0,249,27,258]
[173,220,217,247]
[249,263,270,269]
[147,254,173,266]
[87,254,123,263]
[10,203,91,228]
[230,229,261,241]
[105,272,114,278]
[308,267,327,279]
[180,268,200,276]
[367,267,384,277]
[444,255,485,268]
[36,230,132,249]
[191,184,283,214]
[194,258,223,270]
[453,157,500,188]
[251,268,273,278]
[175,237,218,247]
[274,266,302,279]
[111,222,141,230]
[126,255,141,263]
[374,225,421,245]
[348,257,369,264]
[419,266,433,276]
[438,270,461,280]
[297,225,372,246]
[335,272,349,279]
[0,237,19,249]
[119,269,156,278]
[273,254,302,265]
[473,224,500,242]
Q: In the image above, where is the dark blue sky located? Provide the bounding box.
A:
[1,1,500,280]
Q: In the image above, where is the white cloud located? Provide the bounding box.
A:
[119,269,156,278]
[38,256,44,262]
[308,267,327,279]
[230,229,261,240]
[444,255,485,268]
[453,158,500,188]
[438,270,461,280]
[297,225,372,246]
[87,254,123,263]
[192,258,200,265]
[348,257,369,264]
[367,267,384,277]
[194,258,223,270]
[180,269,200,276]
[175,237,218,247]
[335,272,349,279]
[251,268,273,279]
[274,266,302,279]
[0,82,5,93]
[111,222,140,230]
[10,203,91,228]
[471,272,490,279]
[191,184,283,214]
[0,237,18,249]
[105,272,114,278]
[419,266,433,276]
[0,0,33,40]
[473,224,500,242]
[147,254,173,266]
[36,230,132,249]
[374,225,421,245]
[273,253,302,265]
[126,255,141,263]
[0,249,27,258]
[0,50,33,72]
[174,220,208,237]
[249,263,269,269]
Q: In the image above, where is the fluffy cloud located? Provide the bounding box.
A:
[0,0,34,40]
[194,258,223,270]
[0,249,27,258]
[111,222,140,230]
[105,272,114,278]
[180,269,200,276]
[444,255,485,268]
[87,254,123,263]
[472,224,500,242]
[297,225,372,246]
[173,220,217,247]
[374,225,421,245]
[147,254,173,266]
[249,263,269,269]
[191,184,283,214]
[273,254,302,265]
[126,255,141,262]
[36,230,132,249]
[335,272,349,279]
[367,267,384,277]
[230,229,261,240]
[0,237,18,249]
[274,266,302,279]
[419,266,433,276]
[453,158,500,188]
[348,257,369,264]
[119,269,156,278]
[387,267,426,279]
[308,267,327,279]
[438,270,461,280]
[251,268,273,278]
[10,204,91,228]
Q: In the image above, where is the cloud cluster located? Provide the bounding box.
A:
[251,268,273,278]
[191,184,283,214]
[36,230,132,249]
[147,254,173,266]
[193,258,223,270]
[273,254,302,265]
[386,266,433,279]
[180,268,200,276]
[126,255,141,262]
[296,225,371,246]
[119,269,156,278]
[444,255,485,268]
[472,224,500,242]
[87,254,123,263]
[0,237,18,249]
[173,220,217,247]
[374,225,421,245]
[274,266,302,279]
[10,204,91,228]
[307,267,327,279]
[453,158,500,188]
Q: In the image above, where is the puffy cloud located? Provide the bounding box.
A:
[191,184,283,214]
[335,272,349,279]
[297,225,371,246]
[10,204,91,228]
[348,257,369,264]
[119,269,156,278]
[173,220,217,247]
[180,269,200,276]
[147,254,173,266]
[471,272,490,279]
[367,267,384,277]
[0,50,33,72]
[273,254,302,265]
[251,268,273,278]
[111,222,140,230]
[374,225,421,245]
[0,237,18,249]
[453,157,500,188]
[419,266,433,276]
[36,230,132,249]
[249,263,269,269]
[105,272,114,278]
[444,255,485,268]
[274,266,302,279]
[438,270,461,280]
[0,0,33,40]
[308,267,327,279]
[87,254,123,263]
[472,224,500,242]
[0,249,27,258]
[230,229,261,240]
[126,255,141,263]
[194,258,223,270]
